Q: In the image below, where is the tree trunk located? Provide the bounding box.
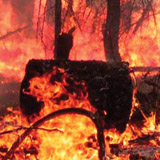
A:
[68,0,73,14]
[54,0,62,59]
[103,0,121,62]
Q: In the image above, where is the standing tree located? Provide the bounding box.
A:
[54,0,62,59]
[103,0,121,62]
[37,0,156,62]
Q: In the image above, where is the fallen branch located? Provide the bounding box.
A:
[3,108,106,160]
[0,126,63,135]
[131,67,160,72]
[129,132,160,145]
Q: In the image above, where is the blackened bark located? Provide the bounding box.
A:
[20,60,133,133]
[56,33,73,60]
[54,0,62,59]
[103,0,121,62]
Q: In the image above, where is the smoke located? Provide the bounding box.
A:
[11,0,34,26]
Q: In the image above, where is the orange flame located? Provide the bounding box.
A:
[0,0,160,159]
[0,0,160,80]
[0,66,160,159]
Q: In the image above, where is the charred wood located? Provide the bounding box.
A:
[0,126,63,136]
[20,60,133,133]
[56,27,75,60]
[129,132,160,145]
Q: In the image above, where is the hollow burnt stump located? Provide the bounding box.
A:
[20,59,133,133]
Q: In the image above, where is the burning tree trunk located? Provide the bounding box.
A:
[103,0,121,62]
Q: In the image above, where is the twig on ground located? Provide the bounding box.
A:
[3,108,107,160]
[0,126,63,136]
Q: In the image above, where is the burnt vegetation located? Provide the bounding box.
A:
[0,0,160,160]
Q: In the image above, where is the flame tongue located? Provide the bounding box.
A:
[0,65,160,160]
[1,66,99,160]
[23,66,96,120]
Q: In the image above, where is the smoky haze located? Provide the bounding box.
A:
[11,0,34,25]
[0,0,40,114]
[0,75,20,115]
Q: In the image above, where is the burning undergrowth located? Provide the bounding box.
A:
[0,61,160,160]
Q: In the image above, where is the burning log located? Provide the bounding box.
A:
[20,60,133,133]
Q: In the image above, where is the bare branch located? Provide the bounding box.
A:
[146,0,157,25]
[0,25,30,41]
[133,0,154,33]
[36,0,42,38]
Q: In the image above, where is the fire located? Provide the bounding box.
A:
[0,0,46,81]
[0,0,160,159]
[36,115,98,160]
[0,66,160,159]
[0,0,160,80]
[0,67,99,160]
[23,67,96,118]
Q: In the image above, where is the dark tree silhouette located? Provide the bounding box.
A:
[54,0,75,60]
[103,0,121,62]
[37,0,156,61]
[54,0,62,59]
[56,27,75,60]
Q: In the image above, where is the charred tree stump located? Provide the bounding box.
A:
[56,27,75,60]
[20,60,133,133]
